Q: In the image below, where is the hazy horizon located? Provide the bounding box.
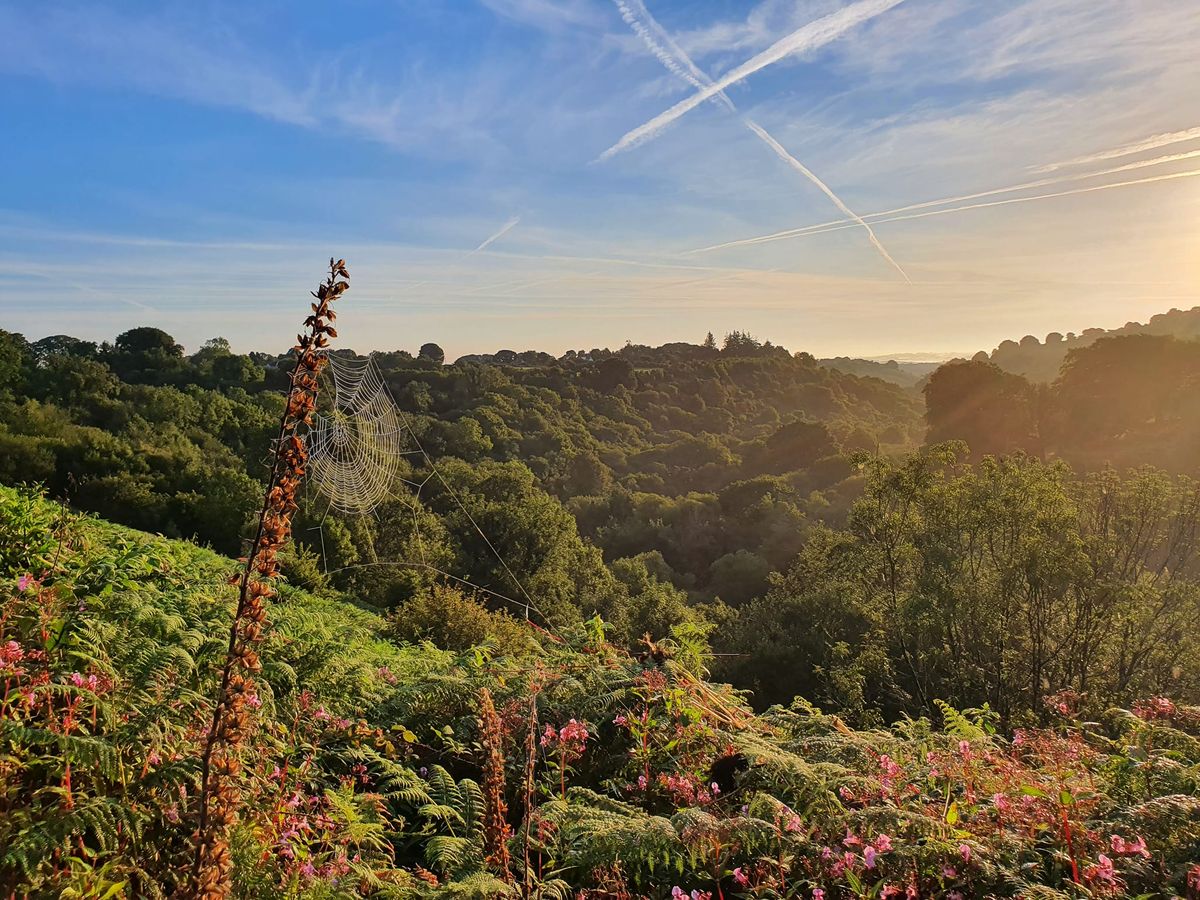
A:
[2,0,1198,359]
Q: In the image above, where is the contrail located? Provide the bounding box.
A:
[400,215,521,295]
[691,168,1200,253]
[470,215,521,254]
[598,0,906,161]
[614,0,708,91]
[743,120,910,281]
[692,148,1200,253]
[1035,125,1200,172]
[613,0,909,281]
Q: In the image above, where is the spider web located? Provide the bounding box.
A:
[306,355,414,515]
[301,353,547,624]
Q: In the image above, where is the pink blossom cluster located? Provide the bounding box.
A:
[1083,853,1121,893]
[1108,834,1150,858]
[657,771,719,807]
[670,886,711,900]
[69,671,110,693]
[542,718,590,758]
[1132,696,1176,721]
[1,639,26,677]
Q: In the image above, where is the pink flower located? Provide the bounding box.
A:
[874,833,893,852]
[671,888,685,899]
[16,574,32,592]
[863,846,877,869]
[1085,854,1119,887]
[70,672,85,687]
[613,714,628,726]
[959,843,972,863]
[0,640,25,676]
[147,750,162,766]
[785,814,803,832]
[942,865,957,878]
[812,890,825,900]
[1109,834,1150,858]
[732,867,749,887]
[958,740,972,759]
[711,782,721,795]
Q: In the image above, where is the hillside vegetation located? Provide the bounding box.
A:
[2,323,1200,724]
[2,485,1200,897]
[972,305,1200,383]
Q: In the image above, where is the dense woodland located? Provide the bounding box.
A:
[2,309,1200,897]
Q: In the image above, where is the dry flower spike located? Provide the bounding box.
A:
[190,258,349,899]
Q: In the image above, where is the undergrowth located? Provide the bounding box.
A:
[1,484,1198,898]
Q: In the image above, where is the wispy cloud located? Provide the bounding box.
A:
[598,0,906,161]
[0,4,517,160]
[1035,125,1200,172]
[612,0,909,281]
[478,0,604,31]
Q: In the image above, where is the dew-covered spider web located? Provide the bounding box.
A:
[306,355,413,515]
[301,353,546,623]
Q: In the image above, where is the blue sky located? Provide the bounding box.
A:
[1,0,1198,359]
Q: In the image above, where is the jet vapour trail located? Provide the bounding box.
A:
[469,216,521,254]
[743,119,910,282]
[691,148,1200,254]
[1035,126,1200,172]
[691,168,1200,253]
[397,215,521,294]
[613,0,909,281]
[614,0,707,91]
[598,0,906,161]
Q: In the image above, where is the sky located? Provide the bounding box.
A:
[0,0,1198,360]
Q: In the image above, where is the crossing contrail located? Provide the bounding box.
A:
[742,119,910,281]
[613,0,909,281]
[695,147,1200,251]
[598,0,906,161]
[690,168,1200,253]
[1035,125,1200,172]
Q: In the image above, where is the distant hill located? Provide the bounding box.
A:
[817,356,942,387]
[978,305,1200,382]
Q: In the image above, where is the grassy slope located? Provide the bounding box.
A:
[2,485,1199,898]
